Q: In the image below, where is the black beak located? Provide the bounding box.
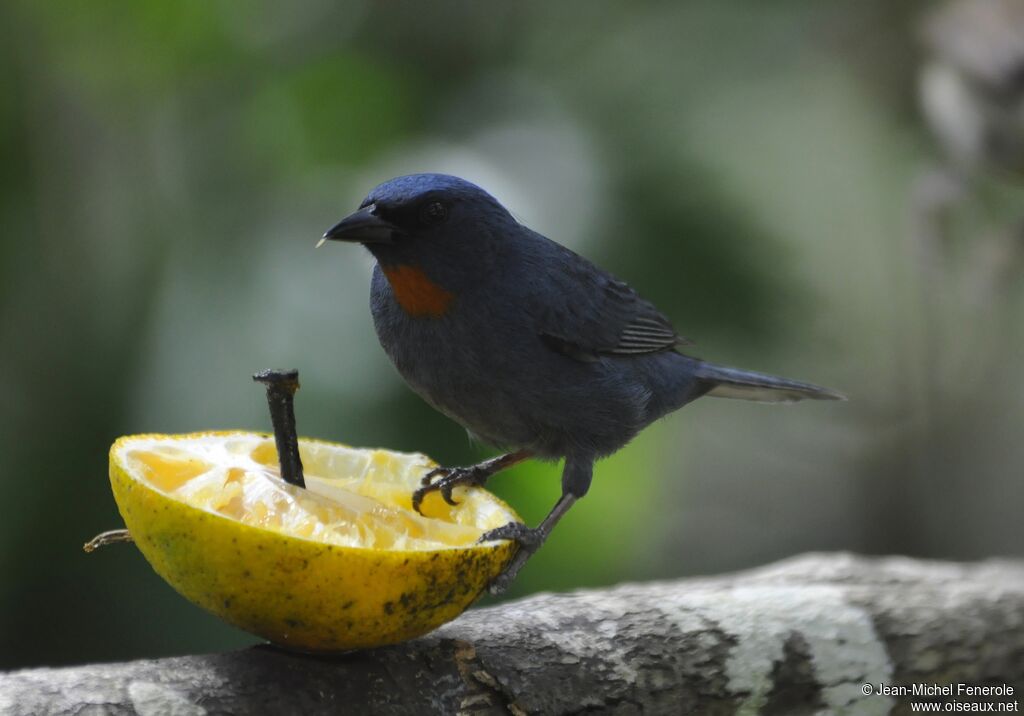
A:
[322,205,401,244]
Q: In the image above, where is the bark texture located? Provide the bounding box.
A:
[2,553,1023,715]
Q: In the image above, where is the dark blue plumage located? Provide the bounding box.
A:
[323,173,843,593]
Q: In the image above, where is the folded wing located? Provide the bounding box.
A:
[530,243,689,363]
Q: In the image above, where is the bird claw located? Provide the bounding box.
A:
[477,522,544,595]
[477,522,543,551]
[412,465,487,514]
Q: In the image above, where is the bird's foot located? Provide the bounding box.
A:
[478,521,544,550]
[412,464,490,514]
[477,522,545,595]
[411,451,533,515]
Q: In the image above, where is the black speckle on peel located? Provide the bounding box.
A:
[223,597,233,609]
[341,600,355,610]
[285,618,304,629]
[383,601,395,615]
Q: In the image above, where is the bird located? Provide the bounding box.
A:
[321,173,844,594]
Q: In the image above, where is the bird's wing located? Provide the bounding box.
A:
[531,244,690,363]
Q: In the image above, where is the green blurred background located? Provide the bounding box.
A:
[2,0,1023,669]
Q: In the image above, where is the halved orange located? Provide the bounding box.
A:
[98,431,519,651]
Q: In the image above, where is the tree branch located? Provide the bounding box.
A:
[2,553,1023,715]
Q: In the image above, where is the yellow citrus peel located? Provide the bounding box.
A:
[99,431,519,652]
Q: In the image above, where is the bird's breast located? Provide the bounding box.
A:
[370,264,467,383]
[379,264,454,319]
[370,264,514,412]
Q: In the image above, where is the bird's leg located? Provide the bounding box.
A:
[412,449,533,514]
[479,492,578,595]
[478,455,593,595]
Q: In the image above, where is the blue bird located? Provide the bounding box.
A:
[323,173,843,593]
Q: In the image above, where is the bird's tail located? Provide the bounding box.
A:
[694,362,845,403]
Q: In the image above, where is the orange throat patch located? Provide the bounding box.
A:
[382,264,455,318]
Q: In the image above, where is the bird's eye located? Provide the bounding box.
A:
[419,201,448,226]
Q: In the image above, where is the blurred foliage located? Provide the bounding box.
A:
[2,0,1023,670]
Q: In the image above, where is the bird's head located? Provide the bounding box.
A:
[322,174,518,271]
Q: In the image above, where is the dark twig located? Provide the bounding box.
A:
[253,369,305,489]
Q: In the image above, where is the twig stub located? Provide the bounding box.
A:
[253,369,306,489]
